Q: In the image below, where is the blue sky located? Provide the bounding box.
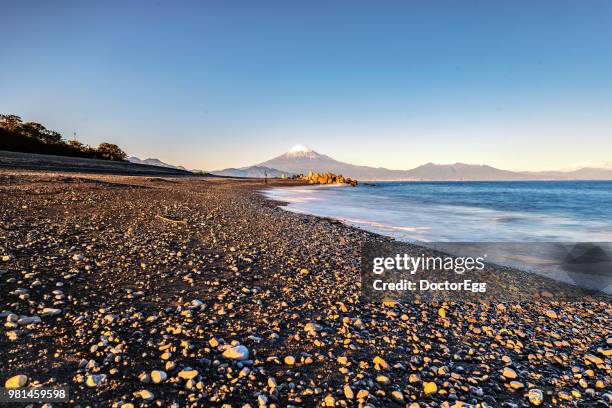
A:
[1,1,611,170]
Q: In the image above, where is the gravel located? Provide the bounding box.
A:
[0,170,610,407]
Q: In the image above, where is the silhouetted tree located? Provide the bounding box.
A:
[19,122,48,140]
[95,143,127,161]
[67,139,88,151]
[1,113,130,162]
[42,130,63,144]
[0,114,23,131]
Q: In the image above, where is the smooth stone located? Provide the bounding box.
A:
[178,369,199,380]
[423,381,438,395]
[502,367,517,380]
[138,390,154,401]
[41,308,62,317]
[528,388,544,406]
[5,375,28,388]
[151,370,167,383]
[86,374,106,388]
[222,345,249,361]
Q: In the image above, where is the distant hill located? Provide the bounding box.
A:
[254,145,612,181]
[524,167,612,180]
[212,165,292,178]
[407,162,528,180]
[128,156,187,171]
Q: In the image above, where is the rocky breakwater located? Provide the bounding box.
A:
[300,171,358,186]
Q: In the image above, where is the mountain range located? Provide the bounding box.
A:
[208,165,291,178]
[134,146,612,181]
[128,156,187,171]
[217,145,612,181]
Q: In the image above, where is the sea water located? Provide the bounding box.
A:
[265,180,612,242]
[265,181,612,292]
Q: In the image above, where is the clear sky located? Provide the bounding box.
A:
[1,1,611,171]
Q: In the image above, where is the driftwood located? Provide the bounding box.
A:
[155,214,187,224]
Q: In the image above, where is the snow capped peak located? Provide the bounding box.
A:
[289,144,312,153]
[284,144,319,158]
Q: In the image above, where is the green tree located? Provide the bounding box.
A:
[0,114,23,131]
[95,143,127,161]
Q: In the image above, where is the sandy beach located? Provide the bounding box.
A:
[1,170,610,407]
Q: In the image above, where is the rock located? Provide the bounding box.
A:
[178,369,199,380]
[528,389,544,406]
[343,384,354,399]
[438,308,446,318]
[423,381,438,395]
[17,316,40,325]
[5,375,28,388]
[323,394,335,406]
[151,370,167,383]
[222,345,249,361]
[373,356,388,370]
[239,367,250,378]
[284,355,296,365]
[86,374,107,388]
[585,354,604,365]
[391,390,404,402]
[356,390,369,401]
[353,318,365,330]
[337,356,349,365]
[190,299,203,308]
[41,308,62,317]
[376,375,390,385]
[544,310,558,319]
[137,390,154,401]
[510,381,524,389]
[502,367,517,380]
[304,322,321,334]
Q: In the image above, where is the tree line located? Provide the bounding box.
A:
[0,114,127,161]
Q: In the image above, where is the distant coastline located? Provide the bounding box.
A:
[213,145,612,181]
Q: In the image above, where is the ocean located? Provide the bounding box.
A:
[266,180,612,293]
[265,180,612,242]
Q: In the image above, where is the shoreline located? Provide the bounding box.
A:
[1,170,610,406]
[263,184,612,299]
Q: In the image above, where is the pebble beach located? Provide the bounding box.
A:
[1,171,610,407]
